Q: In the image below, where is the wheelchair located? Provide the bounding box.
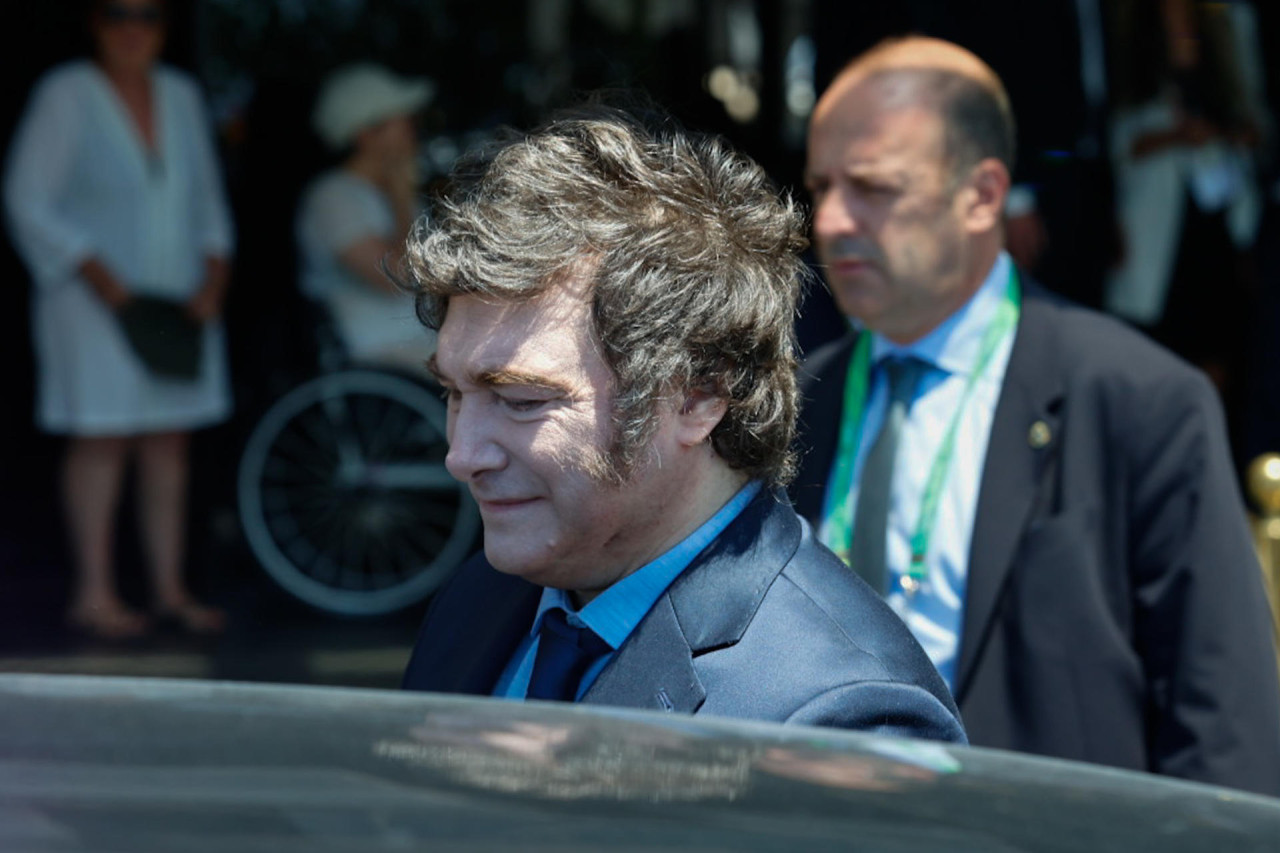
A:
[237,306,480,616]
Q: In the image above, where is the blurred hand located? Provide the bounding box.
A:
[186,256,229,323]
[1230,120,1262,150]
[1128,109,1224,159]
[1179,114,1219,147]
[381,153,421,204]
[98,280,133,311]
[185,285,223,323]
[79,257,131,311]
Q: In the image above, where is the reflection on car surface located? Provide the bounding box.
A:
[0,674,1276,851]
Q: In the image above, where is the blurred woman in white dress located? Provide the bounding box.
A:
[3,0,233,638]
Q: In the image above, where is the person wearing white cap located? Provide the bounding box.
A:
[297,64,436,369]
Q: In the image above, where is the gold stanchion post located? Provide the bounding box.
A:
[1246,454,1280,679]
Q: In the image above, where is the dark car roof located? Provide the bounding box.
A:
[0,674,1276,851]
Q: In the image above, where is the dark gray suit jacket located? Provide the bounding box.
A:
[792,282,1280,796]
[403,490,966,743]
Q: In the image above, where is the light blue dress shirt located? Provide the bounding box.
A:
[494,480,763,700]
[819,252,1017,689]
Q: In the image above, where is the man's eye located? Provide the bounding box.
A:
[440,387,460,405]
[853,179,894,196]
[500,397,548,413]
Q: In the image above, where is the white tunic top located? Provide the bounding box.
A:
[3,61,234,435]
[296,169,425,362]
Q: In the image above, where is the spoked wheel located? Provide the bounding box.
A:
[238,369,479,616]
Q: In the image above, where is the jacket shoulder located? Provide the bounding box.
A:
[800,334,857,387]
[779,528,951,685]
[25,61,96,104]
[760,524,963,737]
[1021,286,1202,386]
[402,551,540,693]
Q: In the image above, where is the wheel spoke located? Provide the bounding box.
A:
[243,372,476,613]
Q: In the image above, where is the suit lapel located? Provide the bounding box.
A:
[583,595,704,712]
[584,491,801,713]
[953,289,1064,702]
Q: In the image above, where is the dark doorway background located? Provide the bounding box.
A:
[0,0,821,654]
[1,0,1275,674]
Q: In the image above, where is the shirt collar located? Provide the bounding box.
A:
[871,251,1012,377]
[532,480,764,649]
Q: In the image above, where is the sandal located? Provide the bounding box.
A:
[67,603,150,640]
[154,601,227,636]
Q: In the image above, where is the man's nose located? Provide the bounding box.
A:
[445,399,506,482]
[813,186,860,239]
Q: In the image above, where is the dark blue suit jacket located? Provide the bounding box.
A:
[403,490,966,743]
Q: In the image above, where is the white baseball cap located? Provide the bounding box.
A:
[312,63,435,149]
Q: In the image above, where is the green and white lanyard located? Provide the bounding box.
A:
[821,267,1021,588]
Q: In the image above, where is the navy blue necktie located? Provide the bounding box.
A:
[526,608,611,702]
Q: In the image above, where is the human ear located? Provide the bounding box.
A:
[675,388,728,447]
[958,158,1010,234]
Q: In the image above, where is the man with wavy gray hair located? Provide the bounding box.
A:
[400,103,963,741]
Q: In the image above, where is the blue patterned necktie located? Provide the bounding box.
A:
[526,608,611,702]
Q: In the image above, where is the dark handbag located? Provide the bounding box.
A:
[116,296,203,380]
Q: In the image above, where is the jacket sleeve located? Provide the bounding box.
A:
[173,72,234,259]
[786,680,968,745]
[1125,367,1280,797]
[3,70,95,287]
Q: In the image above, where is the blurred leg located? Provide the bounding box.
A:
[64,434,148,637]
[136,430,224,633]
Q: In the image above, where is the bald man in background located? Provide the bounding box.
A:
[792,36,1280,796]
